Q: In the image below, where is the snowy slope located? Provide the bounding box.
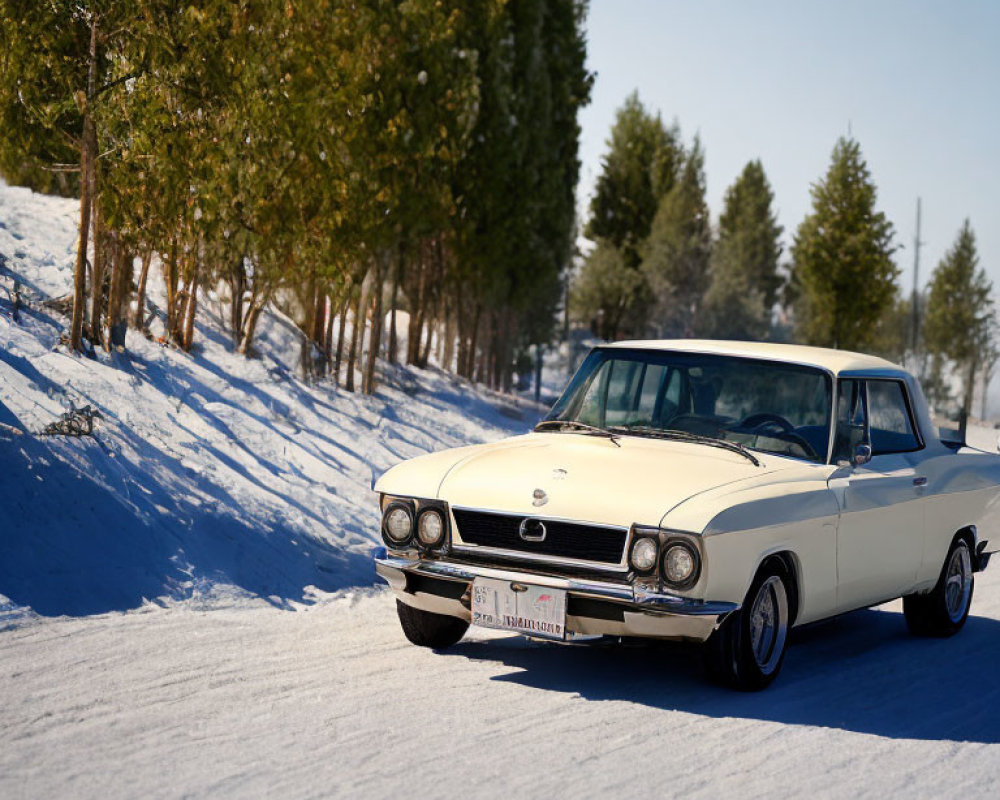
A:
[0,178,540,622]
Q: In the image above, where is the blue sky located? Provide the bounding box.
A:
[577,0,1000,293]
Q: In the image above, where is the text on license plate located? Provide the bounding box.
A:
[471,578,567,640]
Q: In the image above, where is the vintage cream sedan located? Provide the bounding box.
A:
[373,341,997,689]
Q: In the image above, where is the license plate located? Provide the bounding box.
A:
[471,578,567,640]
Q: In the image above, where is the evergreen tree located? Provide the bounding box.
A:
[571,241,646,340]
[698,159,782,340]
[0,1,593,394]
[585,91,680,268]
[923,220,995,417]
[789,137,898,351]
[870,290,912,365]
[640,138,711,338]
[0,1,135,351]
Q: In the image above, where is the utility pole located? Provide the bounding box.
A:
[910,198,924,362]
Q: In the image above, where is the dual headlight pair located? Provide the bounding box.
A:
[628,527,701,589]
[381,496,448,550]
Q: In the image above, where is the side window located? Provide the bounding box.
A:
[832,379,865,463]
[868,381,920,454]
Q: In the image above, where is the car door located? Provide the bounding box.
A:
[828,378,926,610]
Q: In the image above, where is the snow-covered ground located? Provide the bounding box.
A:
[3,178,1000,798]
[2,577,1000,799]
[0,178,540,623]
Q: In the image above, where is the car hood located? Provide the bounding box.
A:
[375,431,796,530]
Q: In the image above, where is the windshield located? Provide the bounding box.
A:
[544,348,833,463]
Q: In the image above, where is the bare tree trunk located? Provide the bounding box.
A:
[229,257,245,345]
[475,330,487,385]
[180,272,198,352]
[389,246,401,363]
[420,318,434,367]
[303,269,317,348]
[132,249,152,329]
[363,253,387,395]
[107,241,132,350]
[310,282,325,347]
[455,284,468,376]
[345,284,363,392]
[89,200,105,347]
[164,235,179,339]
[467,304,482,380]
[69,16,98,353]
[238,288,269,356]
[964,357,978,420]
[435,299,447,367]
[333,283,350,387]
[318,295,330,376]
[442,302,455,373]
[404,264,418,364]
[299,329,313,382]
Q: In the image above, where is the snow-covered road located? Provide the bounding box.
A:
[3,569,999,799]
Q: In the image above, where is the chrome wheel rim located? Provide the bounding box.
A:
[944,543,973,623]
[748,575,788,675]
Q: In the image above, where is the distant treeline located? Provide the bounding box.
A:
[0,1,592,393]
[574,92,997,417]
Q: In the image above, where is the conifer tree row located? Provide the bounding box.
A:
[0,0,592,394]
[574,94,781,343]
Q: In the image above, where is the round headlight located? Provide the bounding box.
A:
[383,505,413,545]
[417,509,445,547]
[630,537,658,573]
[662,543,697,586]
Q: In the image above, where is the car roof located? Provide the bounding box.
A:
[601,339,906,376]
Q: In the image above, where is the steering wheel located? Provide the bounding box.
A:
[737,413,819,461]
[739,412,795,433]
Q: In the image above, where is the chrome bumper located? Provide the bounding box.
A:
[374,547,737,643]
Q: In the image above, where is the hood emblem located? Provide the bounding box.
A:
[519,518,547,542]
[551,468,567,481]
[532,488,548,507]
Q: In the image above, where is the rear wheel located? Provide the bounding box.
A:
[705,562,791,691]
[904,537,974,637]
[395,600,469,649]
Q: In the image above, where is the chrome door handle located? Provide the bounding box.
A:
[913,476,927,487]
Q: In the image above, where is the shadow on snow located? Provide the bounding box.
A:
[445,607,1000,744]
[0,423,375,618]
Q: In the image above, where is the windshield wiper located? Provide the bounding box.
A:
[533,419,621,447]
[608,425,761,466]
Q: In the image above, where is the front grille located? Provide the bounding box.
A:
[452,508,628,566]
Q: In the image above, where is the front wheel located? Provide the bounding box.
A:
[395,600,469,649]
[903,537,974,637]
[704,563,791,691]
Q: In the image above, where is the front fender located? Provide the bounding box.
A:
[664,471,840,625]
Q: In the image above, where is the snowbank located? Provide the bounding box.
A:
[0,179,541,621]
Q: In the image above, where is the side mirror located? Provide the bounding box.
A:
[853,443,872,467]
